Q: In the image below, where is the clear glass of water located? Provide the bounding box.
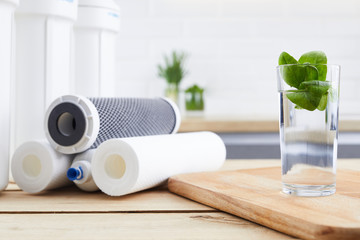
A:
[277,64,340,197]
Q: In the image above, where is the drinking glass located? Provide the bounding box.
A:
[277,64,340,197]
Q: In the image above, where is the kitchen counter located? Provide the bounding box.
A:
[179,117,360,158]
[178,117,360,132]
[1,159,359,239]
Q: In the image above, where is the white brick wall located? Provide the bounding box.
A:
[115,0,360,119]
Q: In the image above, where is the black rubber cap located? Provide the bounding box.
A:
[47,102,86,147]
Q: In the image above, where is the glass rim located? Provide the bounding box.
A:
[276,64,340,69]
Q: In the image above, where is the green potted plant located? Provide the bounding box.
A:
[185,84,204,112]
[157,51,187,104]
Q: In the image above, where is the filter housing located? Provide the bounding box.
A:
[74,0,120,97]
[12,0,78,155]
[0,0,18,191]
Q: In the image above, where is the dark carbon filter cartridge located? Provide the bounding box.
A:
[45,95,181,154]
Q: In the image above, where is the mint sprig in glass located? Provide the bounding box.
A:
[277,52,341,197]
[278,51,330,111]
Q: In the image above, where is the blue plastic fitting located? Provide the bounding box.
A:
[67,167,83,181]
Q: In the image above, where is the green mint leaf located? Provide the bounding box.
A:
[317,94,328,111]
[278,52,298,65]
[286,90,322,111]
[278,51,330,111]
[299,80,331,95]
[281,65,306,88]
[278,52,305,88]
[304,64,319,81]
[287,81,330,111]
[298,51,327,80]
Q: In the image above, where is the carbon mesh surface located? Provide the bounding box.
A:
[89,98,177,149]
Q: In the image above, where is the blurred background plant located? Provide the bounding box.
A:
[157,51,187,105]
[185,84,204,112]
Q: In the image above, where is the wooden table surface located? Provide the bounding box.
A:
[1,159,359,239]
[178,117,360,132]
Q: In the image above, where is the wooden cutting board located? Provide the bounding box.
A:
[168,167,360,240]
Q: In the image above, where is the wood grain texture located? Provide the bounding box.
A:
[220,159,360,171]
[179,118,279,132]
[168,167,360,240]
[0,213,295,240]
[178,117,360,133]
[1,160,358,239]
[0,186,213,213]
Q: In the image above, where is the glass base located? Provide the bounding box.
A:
[282,183,336,197]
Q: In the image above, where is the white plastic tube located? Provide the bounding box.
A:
[11,140,74,193]
[67,149,99,192]
[92,132,226,196]
[0,0,18,191]
[74,0,120,97]
[12,0,77,153]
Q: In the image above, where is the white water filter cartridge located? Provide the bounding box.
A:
[0,0,18,191]
[11,141,73,193]
[74,0,120,97]
[45,95,181,154]
[92,132,226,197]
[12,0,77,152]
[67,149,98,192]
